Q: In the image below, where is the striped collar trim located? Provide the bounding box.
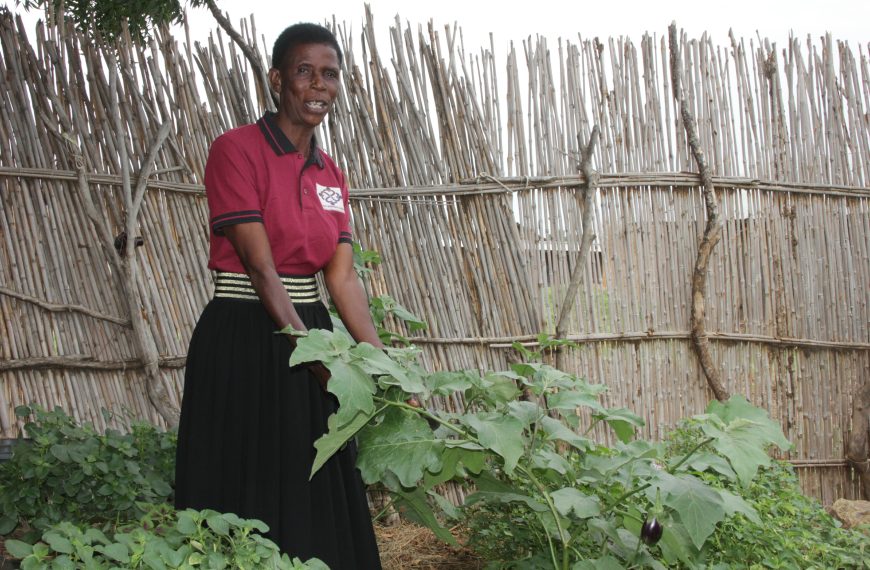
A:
[256,112,324,168]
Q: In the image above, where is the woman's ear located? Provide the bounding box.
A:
[268,68,282,92]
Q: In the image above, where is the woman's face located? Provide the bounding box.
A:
[271,43,341,130]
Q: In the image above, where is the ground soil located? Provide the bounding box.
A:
[375,519,485,569]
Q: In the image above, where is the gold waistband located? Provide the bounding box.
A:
[213,272,320,304]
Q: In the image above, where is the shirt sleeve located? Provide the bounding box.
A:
[338,170,353,245]
[204,135,263,236]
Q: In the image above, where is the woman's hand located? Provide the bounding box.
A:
[309,362,331,392]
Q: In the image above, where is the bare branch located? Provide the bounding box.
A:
[204,0,276,111]
[668,22,729,402]
[0,285,130,327]
[555,126,600,345]
[67,136,118,264]
[0,355,186,372]
[130,120,173,221]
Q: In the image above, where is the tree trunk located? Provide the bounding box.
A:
[846,376,870,499]
[668,23,729,402]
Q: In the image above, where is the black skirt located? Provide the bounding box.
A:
[175,298,382,569]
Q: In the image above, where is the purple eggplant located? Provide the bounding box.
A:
[640,517,664,546]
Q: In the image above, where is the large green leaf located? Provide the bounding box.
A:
[479,373,522,404]
[656,520,697,567]
[511,363,583,393]
[531,449,573,475]
[427,371,476,396]
[539,416,593,451]
[97,542,130,563]
[547,391,604,413]
[463,413,525,474]
[423,447,485,488]
[698,395,791,487]
[322,360,376,425]
[593,407,645,443]
[357,408,443,487]
[685,452,737,479]
[43,531,74,554]
[706,395,791,451]
[392,487,458,546]
[0,513,17,534]
[506,400,544,426]
[287,328,352,365]
[310,406,378,478]
[654,472,725,549]
[429,490,461,521]
[699,418,777,487]
[351,343,425,394]
[550,487,600,519]
[4,539,34,559]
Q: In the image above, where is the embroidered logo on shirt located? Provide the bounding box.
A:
[316,184,345,213]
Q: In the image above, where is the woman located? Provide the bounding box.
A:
[175,23,382,569]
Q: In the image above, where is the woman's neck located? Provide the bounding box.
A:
[275,114,314,156]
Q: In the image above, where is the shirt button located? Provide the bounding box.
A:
[303,188,309,195]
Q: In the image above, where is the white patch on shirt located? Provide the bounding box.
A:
[316,183,345,213]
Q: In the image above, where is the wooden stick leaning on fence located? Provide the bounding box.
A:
[668,23,729,402]
[66,59,180,428]
[554,126,600,371]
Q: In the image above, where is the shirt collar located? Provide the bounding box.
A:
[257,111,324,169]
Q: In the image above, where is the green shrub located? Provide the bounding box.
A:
[666,423,868,569]
[287,325,812,569]
[0,405,176,535]
[4,503,328,570]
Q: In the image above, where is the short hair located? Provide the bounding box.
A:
[271,23,343,70]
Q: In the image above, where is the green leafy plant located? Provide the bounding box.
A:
[0,405,176,535]
[4,503,329,570]
[665,423,869,569]
[284,324,799,569]
[17,0,198,43]
[341,243,427,346]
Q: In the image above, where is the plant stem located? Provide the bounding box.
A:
[525,413,546,462]
[518,465,571,570]
[534,511,561,570]
[669,437,715,471]
[371,496,397,523]
[373,396,468,437]
[606,436,715,511]
[628,535,643,568]
[583,418,602,436]
[608,482,653,512]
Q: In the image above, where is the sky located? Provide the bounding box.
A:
[8,0,867,59]
[175,0,868,54]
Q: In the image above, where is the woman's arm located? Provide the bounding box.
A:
[223,223,306,339]
[323,242,383,348]
[324,243,424,406]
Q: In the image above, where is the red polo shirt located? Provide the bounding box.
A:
[204,112,352,276]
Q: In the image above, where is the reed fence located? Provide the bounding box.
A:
[0,7,867,504]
